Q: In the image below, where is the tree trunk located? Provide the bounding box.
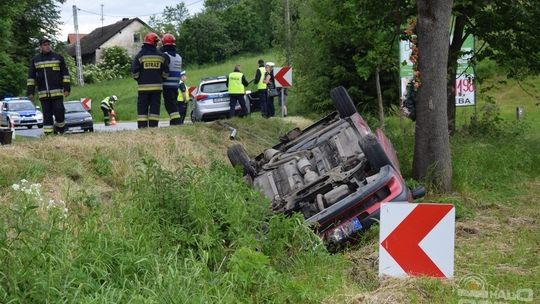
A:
[413,0,453,192]
[447,14,467,134]
[375,65,385,128]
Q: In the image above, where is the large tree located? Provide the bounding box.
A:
[0,0,65,97]
[446,1,540,133]
[413,0,453,191]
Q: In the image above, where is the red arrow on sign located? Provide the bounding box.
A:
[81,98,92,111]
[274,66,292,87]
[381,204,453,277]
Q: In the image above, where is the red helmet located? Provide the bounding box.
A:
[143,32,159,46]
[162,33,176,46]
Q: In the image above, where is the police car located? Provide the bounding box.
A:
[0,97,43,129]
[191,76,257,122]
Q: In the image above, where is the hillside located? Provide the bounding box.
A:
[1,73,539,302]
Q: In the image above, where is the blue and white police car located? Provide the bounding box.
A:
[0,97,43,129]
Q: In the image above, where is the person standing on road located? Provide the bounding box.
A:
[253,59,268,118]
[176,71,189,124]
[265,62,276,117]
[100,95,118,126]
[27,38,70,135]
[131,32,169,128]
[226,65,249,118]
[160,33,183,126]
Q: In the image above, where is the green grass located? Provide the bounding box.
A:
[1,62,539,302]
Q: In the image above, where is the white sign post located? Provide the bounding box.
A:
[273,66,293,118]
[379,203,455,278]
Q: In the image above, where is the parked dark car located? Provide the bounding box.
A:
[227,86,424,248]
[63,101,93,133]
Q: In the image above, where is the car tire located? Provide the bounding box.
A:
[227,144,257,177]
[38,124,43,128]
[358,134,393,172]
[27,125,33,129]
[331,86,358,118]
[87,127,94,132]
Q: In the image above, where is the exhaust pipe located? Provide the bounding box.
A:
[229,128,237,140]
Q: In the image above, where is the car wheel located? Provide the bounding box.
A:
[27,125,33,129]
[227,144,257,177]
[358,134,393,172]
[331,86,358,118]
[38,124,43,128]
[87,127,94,132]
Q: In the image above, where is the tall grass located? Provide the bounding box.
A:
[0,158,352,303]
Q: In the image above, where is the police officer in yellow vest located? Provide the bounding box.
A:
[226,65,249,118]
[253,59,268,118]
[176,70,189,124]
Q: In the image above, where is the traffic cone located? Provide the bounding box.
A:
[110,111,117,125]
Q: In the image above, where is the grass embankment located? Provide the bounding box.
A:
[1,73,539,302]
[68,50,285,123]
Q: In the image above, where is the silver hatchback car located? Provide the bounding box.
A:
[190,76,252,122]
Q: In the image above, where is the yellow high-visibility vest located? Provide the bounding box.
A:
[228,72,245,94]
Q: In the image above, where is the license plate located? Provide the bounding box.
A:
[212,97,229,103]
[70,126,81,131]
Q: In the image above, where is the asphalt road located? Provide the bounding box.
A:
[15,121,175,138]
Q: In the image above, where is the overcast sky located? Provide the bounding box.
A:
[59,0,204,40]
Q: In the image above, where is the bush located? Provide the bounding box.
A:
[98,47,131,78]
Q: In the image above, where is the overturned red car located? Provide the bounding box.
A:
[227,86,424,247]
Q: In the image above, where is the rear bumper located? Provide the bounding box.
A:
[305,165,410,238]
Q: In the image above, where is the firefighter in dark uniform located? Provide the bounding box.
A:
[27,38,70,135]
[253,59,268,118]
[100,95,118,126]
[161,33,183,126]
[176,70,189,124]
[131,32,169,128]
[226,65,249,118]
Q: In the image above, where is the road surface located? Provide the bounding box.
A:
[15,121,176,138]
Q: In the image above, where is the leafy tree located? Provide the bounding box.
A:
[446,1,540,132]
[0,0,65,97]
[176,12,236,64]
[148,3,189,39]
[413,0,453,191]
[99,47,131,77]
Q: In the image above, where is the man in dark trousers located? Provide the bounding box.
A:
[131,32,169,128]
[27,38,70,135]
[176,71,189,124]
[226,65,249,118]
[253,59,268,118]
[161,33,183,125]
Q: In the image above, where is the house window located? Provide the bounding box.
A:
[133,33,141,43]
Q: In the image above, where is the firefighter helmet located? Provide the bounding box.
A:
[111,95,118,102]
[143,32,159,46]
[162,33,176,46]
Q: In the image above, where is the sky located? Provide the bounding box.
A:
[59,0,204,40]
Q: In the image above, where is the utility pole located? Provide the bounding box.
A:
[100,4,104,36]
[284,0,291,66]
[73,5,84,86]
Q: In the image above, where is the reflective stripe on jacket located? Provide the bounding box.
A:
[228,72,245,94]
[27,52,70,99]
[131,45,169,92]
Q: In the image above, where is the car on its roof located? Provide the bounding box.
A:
[63,101,94,133]
[0,97,43,129]
[191,76,258,122]
[227,86,424,249]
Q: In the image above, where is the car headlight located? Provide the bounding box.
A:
[84,116,93,122]
[35,112,43,120]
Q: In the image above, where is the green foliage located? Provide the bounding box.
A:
[0,157,351,303]
[98,47,131,77]
[0,0,65,97]
[465,101,529,138]
[290,0,403,115]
